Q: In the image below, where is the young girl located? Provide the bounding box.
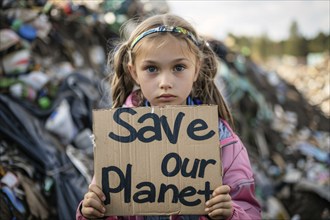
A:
[76,14,261,220]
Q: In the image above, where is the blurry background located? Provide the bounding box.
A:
[0,0,329,220]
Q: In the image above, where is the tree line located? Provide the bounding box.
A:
[227,21,330,62]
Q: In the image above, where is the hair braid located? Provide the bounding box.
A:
[193,40,234,126]
[110,42,134,107]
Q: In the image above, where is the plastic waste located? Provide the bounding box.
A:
[38,96,51,109]
[73,128,93,152]
[31,14,52,39]
[11,19,37,42]
[9,83,37,101]
[89,45,105,66]
[45,99,77,145]
[1,186,26,214]
[2,49,31,75]
[0,94,88,220]
[66,144,92,183]
[43,176,54,196]
[0,29,20,52]
[18,71,49,90]
[49,62,74,81]
[0,77,20,90]
[1,172,19,188]
[297,142,330,164]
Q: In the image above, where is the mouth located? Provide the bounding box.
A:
[157,94,176,101]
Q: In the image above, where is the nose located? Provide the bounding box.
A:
[159,73,173,90]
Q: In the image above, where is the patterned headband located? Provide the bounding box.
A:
[130,25,199,49]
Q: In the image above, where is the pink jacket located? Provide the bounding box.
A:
[76,95,261,220]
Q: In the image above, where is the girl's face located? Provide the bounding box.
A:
[129,36,200,107]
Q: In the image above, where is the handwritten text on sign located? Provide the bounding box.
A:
[93,106,221,215]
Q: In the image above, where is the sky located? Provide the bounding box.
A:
[166,0,330,41]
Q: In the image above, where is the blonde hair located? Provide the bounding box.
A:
[109,14,233,126]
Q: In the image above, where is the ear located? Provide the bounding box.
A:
[128,63,140,85]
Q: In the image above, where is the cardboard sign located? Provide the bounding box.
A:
[93,105,222,216]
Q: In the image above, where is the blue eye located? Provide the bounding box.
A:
[146,66,157,73]
[174,65,185,72]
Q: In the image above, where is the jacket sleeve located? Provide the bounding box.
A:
[221,137,261,220]
[76,201,88,220]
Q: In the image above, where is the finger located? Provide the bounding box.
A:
[84,191,102,204]
[205,201,232,212]
[206,194,231,207]
[89,184,106,201]
[208,207,232,220]
[83,196,106,214]
[212,185,230,196]
[82,206,105,218]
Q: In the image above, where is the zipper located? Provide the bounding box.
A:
[221,140,238,148]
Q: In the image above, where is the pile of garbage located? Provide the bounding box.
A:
[268,55,330,117]
[209,39,330,219]
[0,1,329,220]
[0,0,166,219]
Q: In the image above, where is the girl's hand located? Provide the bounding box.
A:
[205,185,233,219]
[81,184,106,219]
